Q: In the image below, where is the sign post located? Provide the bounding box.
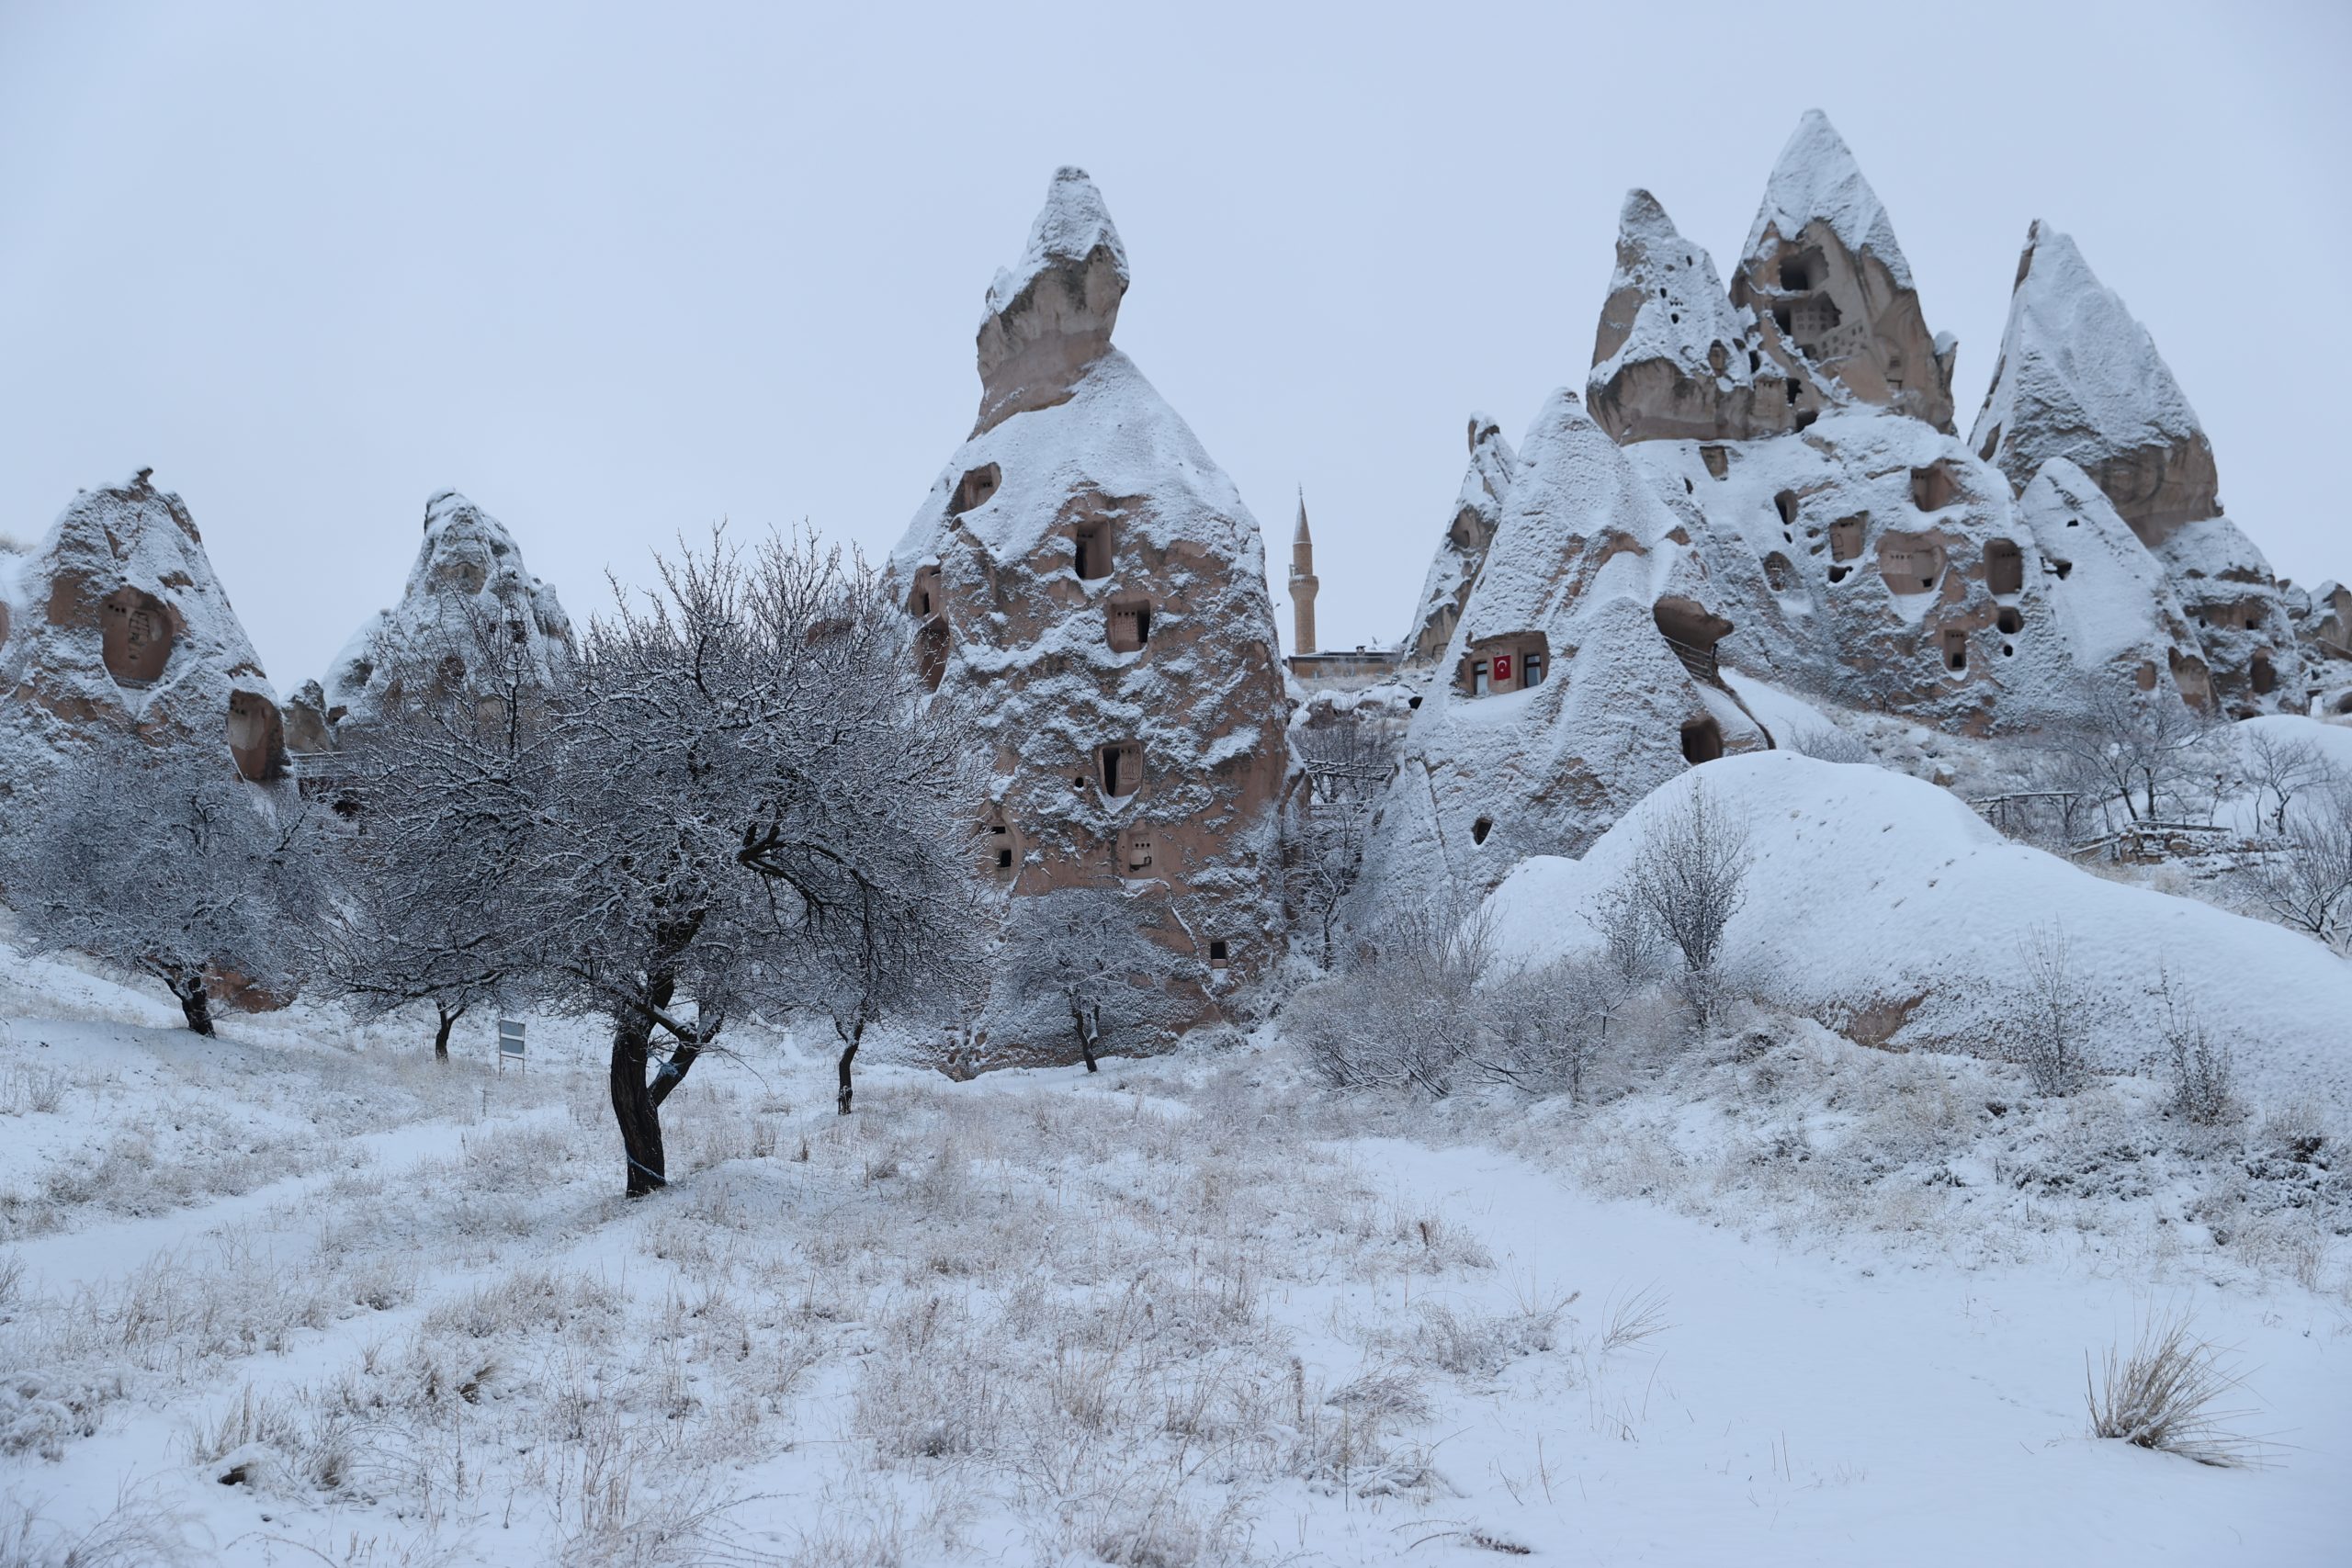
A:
[497,1018,526,1074]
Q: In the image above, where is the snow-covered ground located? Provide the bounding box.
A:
[3,947,2346,1565]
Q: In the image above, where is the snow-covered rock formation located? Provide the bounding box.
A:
[1729,111,1957,434]
[1351,390,1766,919]
[891,167,1291,1061]
[1487,753,2352,1115]
[1970,221,2299,714]
[1587,191,1792,445]
[1401,412,1518,667]
[0,470,289,796]
[286,491,573,760]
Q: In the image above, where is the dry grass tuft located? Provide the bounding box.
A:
[2085,1307,2263,1467]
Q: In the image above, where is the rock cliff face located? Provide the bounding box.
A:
[1971,223,2298,715]
[0,470,289,795]
[287,491,573,760]
[1401,413,1518,667]
[891,168,1291,1062]
[1729,111,1957,434]
[1352,391,1764,923]
[1588,191,1795,445]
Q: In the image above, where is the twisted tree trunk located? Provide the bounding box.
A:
[168,971,215,1036]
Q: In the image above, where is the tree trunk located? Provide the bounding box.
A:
[433,1003,463,1060]
[609,983,671,1197]
[836,1026,861,1116]
[173,975,215,1037]
[1070,996,1101,1074]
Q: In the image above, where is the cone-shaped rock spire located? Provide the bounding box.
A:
[973,167,1131,436]
[1731,111,1956,432]
[1589,189,1801,443]
[1970,221,2217,546]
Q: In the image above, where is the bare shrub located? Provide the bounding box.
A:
[1617,783,1752,1029]
[2010,923,2091,1095]
[2156,969,2238,1126]
[1594,1285,1671,1357]
[1472,954,1626,1103]
[2086,1307,2260,1467]
[2233,784,2352,951]
[1290,900,1496,1096]
[0,1488,193,1568]
[1785,725,1873,766]
[2239,728,2330,836]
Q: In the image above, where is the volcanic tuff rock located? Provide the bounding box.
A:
[0,470,289,796]
[288,491,573,759]
[1350,390,1766,927]
[1972,222,2299,714]
[973,166,1132,438]
[891,167,1290,1062]
[1730,111,1957,434]
[1588,190,1794,445]
[1402,413,1519,667]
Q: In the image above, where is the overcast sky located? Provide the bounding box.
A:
[4,1,2346,682]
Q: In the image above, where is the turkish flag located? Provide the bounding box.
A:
[1492,654,1512,683]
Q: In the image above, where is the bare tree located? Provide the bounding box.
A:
[316,605,551,1056]
[994,886,1199,1072]
[1618,782,1752,1029]
[2011,922,2092,1095]
[1290,716,1398,966]
[357,529,980,1193]
[2233,786,2352,951]
[2,728,321,1034]
[2238,728,2332,836]
[2048,681,2222,824]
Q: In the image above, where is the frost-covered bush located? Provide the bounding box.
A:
[2009,923,2093,1095]
[2158,976,2239,1126]
[1289,902,1496,1096]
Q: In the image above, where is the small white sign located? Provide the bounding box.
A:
[498,1019,526,1058]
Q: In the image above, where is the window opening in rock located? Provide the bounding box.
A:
[2252,651,2276,694]
[1680,716,1724,764]
[1073,518,1113,581]
[1408,694,1422,709]
[1748,349,1762,373]
[1123,832,1154,874]
[1209,940,1229,967]
[915,618,948,692]
[1828,564,1851,584]
[1107,595,1153,652]
[1996,606,2022,635]
[1764,552,1796,593]
[100,587,174,686]
[1774,491,1799,527]
[2001,642,2015,658]
[996,848,1012,869]
[1772,306,1793,338]
[1910,464,1957,512]
[1828,516,1864,562]
[950,464,1001,515]
[1472,816,1493,845]
[1700,446,1729,479]
[1877,534,1945,594]
[226,691,283,783]
[1779,256,1811,291]
[1941,628,1968,672]
[1471,660,1489,695]
[1097,741,1141,797]
[1521,650,1545,686]
[1985,538,2024,596]
[908,565,943,619]
[2049,558,2073,581]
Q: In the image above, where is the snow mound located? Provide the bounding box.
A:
[1486,752,2352,1114]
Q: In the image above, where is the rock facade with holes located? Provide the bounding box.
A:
[1729,111,1957,435]
[889,168,1291,1064]
[285,491,574,769]
[1588,190,1797,445]
[1971,222,2300,716]
[1346,390,1769,931]
[1,470,293,805]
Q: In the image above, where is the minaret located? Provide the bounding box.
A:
[1288,490,1319,654]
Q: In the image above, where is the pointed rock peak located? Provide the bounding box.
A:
[1589,187,1796,444]
[973,167,1133,435]
[1971,220,2213,544]
[1468,410,1506,454]
[1746,109,1910,288]
[987,166,1128,317]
